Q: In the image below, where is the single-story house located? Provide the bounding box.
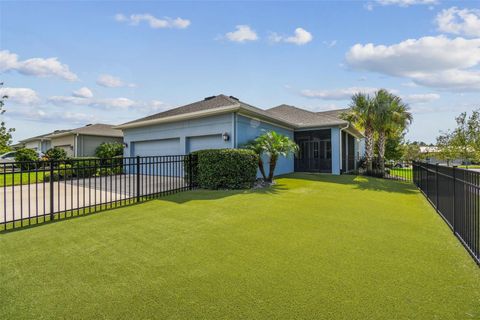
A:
[117,95,364,175]
[20,124,123,157]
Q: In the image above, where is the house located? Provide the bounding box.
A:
[20,124,123,157]
[117,95,364,175]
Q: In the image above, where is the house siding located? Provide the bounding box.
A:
[123,113,234,157]
[77,135,124,157]
[235,114,295,176]
[51,135,75,157]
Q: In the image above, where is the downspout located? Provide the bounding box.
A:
[339,123,349,173]
[74,134,79,157]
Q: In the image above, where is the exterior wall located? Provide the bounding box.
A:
[77,135,123,157]
[24,140,41,151]
[41,140,51,153]
[50,135,75,157]
[235,114,295,176]
[331,127,341,175]
[123,113,234,157]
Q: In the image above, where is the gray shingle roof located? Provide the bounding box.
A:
[266,104,348,128]
[46,124,123,138]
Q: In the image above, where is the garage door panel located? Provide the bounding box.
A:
[133,138,181,157]
[187,134,227,153]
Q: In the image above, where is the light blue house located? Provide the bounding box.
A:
[117,95,364,175]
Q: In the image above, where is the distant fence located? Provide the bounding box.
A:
[1,155,197,231]
[413,161,480,264]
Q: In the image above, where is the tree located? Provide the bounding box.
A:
[384,130,404,162]
[0,84,15,153]
[244,140,267,180]
[45,147,68,161]
[436,131,457,166]
[95,142,124,159]
[255,131,298,182]
[402,142,421,161]
[372,89,412,173]
[341,93,375,172]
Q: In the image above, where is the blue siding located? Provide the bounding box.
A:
[123,113,234,157]
[236,114,295,176]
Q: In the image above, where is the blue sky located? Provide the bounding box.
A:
[1,0,480,143]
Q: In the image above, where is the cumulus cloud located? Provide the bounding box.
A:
[345,35,480,91]
[225,25,258,43]
[0,50,78,81]
[72,87,93,98]
[0,87,41,105]
[402,93,440,104]
[301,87,381,100]
[115,13,190,29]
[436,7,480,38]
[270,28,313,45]
[96,74,136,88]
[11,108,97,124]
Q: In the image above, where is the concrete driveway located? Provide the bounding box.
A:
[1,174,187,224]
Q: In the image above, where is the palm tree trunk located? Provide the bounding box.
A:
[267,155,278,182]
[378,131,386,175]
[258,158,267,180]
[364,126,374,173]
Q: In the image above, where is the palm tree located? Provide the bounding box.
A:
[255,131,298,182]
[341,93,375,172]
[372,89,412,173]
[244,139,267,180]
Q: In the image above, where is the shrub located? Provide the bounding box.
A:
[14,148,39,170]
[72,157,99,178]
[45,147,68,161]
[189,149,258,190]
[95,142,123,159]
[44,164,73,182]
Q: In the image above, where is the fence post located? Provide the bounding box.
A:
[49,160,54,221]
[435,163,439,211]
[452,165,456,234]
[136,156,141,203]
[188,154,193,190]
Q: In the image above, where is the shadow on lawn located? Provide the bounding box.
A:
[281,172,418,195]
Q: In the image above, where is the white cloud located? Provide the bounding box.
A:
[301,87,381,100]
[270,28,313,45]
[345,35,480,91]
[0,50,78,81]
[402,93,440,104]
[96,74,135,88]
[375,0,437,7]
[323,40,337,48]
[225,25,258,43]
[72,87,93,98]
[115,13,190,29]
[0,87,41,105]
[436,7,480,38]
[93,98,137,109]
[12,108,96,124]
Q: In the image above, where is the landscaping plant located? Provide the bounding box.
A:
[45,147,68,161]
[14,148,39,170]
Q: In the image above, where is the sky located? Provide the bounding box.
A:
[1,0,480,144]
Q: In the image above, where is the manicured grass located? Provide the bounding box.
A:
[460,165,480,170]
[0,171,45,187]
[389,167,412,179]
[1,174,479,319]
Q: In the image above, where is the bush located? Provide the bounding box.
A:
[45,147,68,161]
[71,157,99,178]
[14,148,39,169]
[189,149,258,190]
[44,164,73,182]
[95,142,123,159]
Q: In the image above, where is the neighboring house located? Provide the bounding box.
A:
[19,124,123,157]
[117,95,364,175]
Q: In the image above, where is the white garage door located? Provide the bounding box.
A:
[187,134,227,153]
[133,138,181,156]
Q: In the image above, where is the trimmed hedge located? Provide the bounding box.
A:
[189,149,258,190]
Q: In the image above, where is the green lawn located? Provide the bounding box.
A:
[389,167,412,180]
[0,171,45,187]
[1,174,479,319]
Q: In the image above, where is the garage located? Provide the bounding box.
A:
[187,134,227,153]
[132,138,181,156]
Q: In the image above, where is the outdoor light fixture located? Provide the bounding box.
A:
[123,142,128,148]
[222,132,230,141]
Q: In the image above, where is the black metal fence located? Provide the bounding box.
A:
[1,155,196,231]
[413,161,480,264]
